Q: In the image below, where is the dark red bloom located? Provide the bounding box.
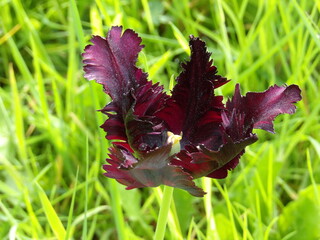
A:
[83,26,302,197]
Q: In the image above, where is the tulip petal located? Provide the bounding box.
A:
[201,84,301,178]
[156,37,228,148]
[225,84,302,134]
[104,145,206,197]
[171,134,257,178]
[206,155,241,179]
[83,26,147,102]
[83,26,169,150]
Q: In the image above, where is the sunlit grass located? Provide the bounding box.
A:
[0,0,319,239]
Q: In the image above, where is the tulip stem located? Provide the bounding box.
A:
[154,186,174,240]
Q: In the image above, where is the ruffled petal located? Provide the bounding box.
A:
[83,26,147,102]
[156,36,228,148]
[225,84,302,134]
[124,108,167,151]
[172,84,301,179]
[83,26,169,150]
[206,155,241,179]
[171,134,257,178]
[104,145,206,197]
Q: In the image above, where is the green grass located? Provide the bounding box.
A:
[0,0,319,239]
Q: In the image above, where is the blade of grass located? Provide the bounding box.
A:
[29,33,50,128]
[263,217,279,240]
[141,0,155,33]
[149,51,172,79]
[215,0,234,78]
[82,137,89,239]
[23,188,43,239]
[71,205,110,228]
[90,5,104,36]
[109,179,127,240]
[9,64,28,166]
[95,0,112,26]
[168,197,183,240]
[65,167,79,240]
[169,22,190,55]
[66,0,77,115]
[35,182,66,240]
[70,0,86,51]
[0,200,17,226]
[306,148,320,205]
[213,180,239,240]
[0,24,21,45]
[87,196,102,240]
[154,187,183,240]
[202,178,220,240]
[154,186,174,240]
[238,23,302,82]
[11,0,54,67]
[2,22,34,84]
[293,0,320,49]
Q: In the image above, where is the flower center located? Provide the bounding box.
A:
[167,131,182,155]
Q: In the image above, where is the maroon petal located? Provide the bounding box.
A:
[134,81,169,117]
[156,36,228,148]
[225,84,302,134]
[171,134,257,179]
[206,155,241,179]
[100,102,126,141]
[83,26,147,103]
[83,26,169,150]
[172,150,240,179]
[104,147,144,188]
[198,84,301,178]
[191,134,258,164]
[104,145,205,197]
[124,108,167,151]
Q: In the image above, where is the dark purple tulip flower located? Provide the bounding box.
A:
[83,26,301,197]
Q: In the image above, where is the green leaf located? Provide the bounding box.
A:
[118,187,141,221]
[36,183,66,240]
[173,188,195,234]
[215,213,238,240]
[279,185,320,240]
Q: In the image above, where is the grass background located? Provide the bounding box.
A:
[0,0,319,239]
